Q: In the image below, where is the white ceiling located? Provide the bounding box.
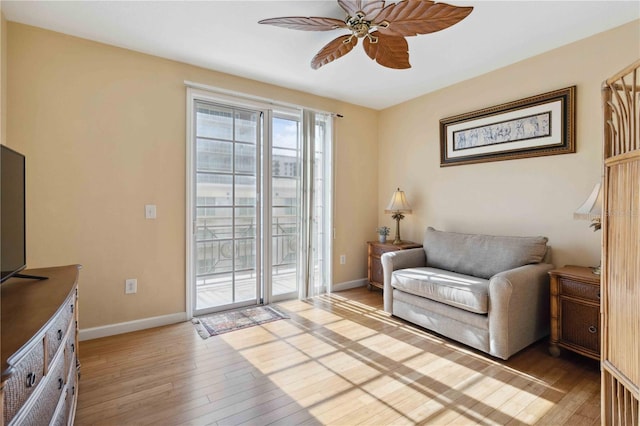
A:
[3,1,639,110]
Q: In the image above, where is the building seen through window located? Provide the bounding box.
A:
[194,105,301,284]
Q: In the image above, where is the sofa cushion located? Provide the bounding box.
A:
[391,267,490,314]
[423,227,548,279]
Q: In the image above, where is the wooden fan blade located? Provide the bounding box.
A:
[338,0,386,21]
[363,31,410,69]
[374,0,473,37]
[311,35,358,69]
[258,17,347,31]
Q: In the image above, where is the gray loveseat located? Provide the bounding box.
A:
[382,227,554,360]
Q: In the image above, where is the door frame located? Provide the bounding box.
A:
[185,84,333,319]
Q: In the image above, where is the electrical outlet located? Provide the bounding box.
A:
[125,278,137,294]
[145,204,157,219]
[340,254,346,265]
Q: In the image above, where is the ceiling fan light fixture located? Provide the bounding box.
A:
[346,12,369,36]
[259,0,473,70]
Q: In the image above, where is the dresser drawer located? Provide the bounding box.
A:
[50,387,69,426]
[65,359,78,419]
[15,349,67,426]
[3,341,45,425]
[560,277,600,302]
[64,329,76,374]
[45,294,75,366]
[51,362,77,426]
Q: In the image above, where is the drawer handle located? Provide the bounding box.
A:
[26,372,37,388]
[588,325,598,334]
[57,329,63,341]
[58,377,64,390]
[72,386,76,396]
[70,303,74,314]
[71,343,75,353]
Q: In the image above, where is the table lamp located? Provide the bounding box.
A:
[574,182,602,274]
[385,188,412,245]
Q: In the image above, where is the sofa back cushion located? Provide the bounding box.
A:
[423,227,548,279]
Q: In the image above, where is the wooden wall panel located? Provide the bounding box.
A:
[601,60,640,426]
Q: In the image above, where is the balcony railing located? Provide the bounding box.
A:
[195,214,299,308]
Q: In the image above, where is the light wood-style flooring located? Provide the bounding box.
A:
[76,287,600,425]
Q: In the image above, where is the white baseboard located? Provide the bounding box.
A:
[331,278,368,292]
[79,280,369,341]
[79,312,188,341]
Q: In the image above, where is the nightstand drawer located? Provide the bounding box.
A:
[560,277,600,302]
[367,241,422,291]
[371,259,383,284]
[549,265,601,360]
[371,244,396,257]
[561,299,600,354]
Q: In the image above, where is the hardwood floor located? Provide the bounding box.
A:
[76,288,600,425]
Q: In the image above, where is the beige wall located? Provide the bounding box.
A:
[7,23,378,329]
[378,20,640,269]
[9,17,638,331]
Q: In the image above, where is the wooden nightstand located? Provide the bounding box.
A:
[367,241,422,290]
[549,265,601,360]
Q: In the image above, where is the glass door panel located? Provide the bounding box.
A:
[194,102,260,313]
[271,115,301,298]
[309,112,332,296]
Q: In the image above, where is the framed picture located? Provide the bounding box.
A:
[439,86,576,167]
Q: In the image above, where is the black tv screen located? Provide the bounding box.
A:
[1,145,26,282]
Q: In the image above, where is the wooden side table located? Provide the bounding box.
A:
[548,265,601,360]
[367,241,422,290]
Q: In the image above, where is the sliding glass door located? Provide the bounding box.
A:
[270,113,302,301]
[187,88,333,317]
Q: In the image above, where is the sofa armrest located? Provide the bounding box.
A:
[488,262,555,359]
[381,248,426,313]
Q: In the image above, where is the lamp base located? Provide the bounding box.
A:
[391,212,404,246]
[592,264,601,275]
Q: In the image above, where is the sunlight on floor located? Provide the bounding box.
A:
[76,288,600,425]
[214,292,597,425]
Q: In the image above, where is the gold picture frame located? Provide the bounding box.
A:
[440,86,576,167]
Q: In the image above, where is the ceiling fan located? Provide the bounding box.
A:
[258,0,473,70]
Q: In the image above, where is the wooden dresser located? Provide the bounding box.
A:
[548,265,600,360]
[367,241,422,290]
[1,265,81,426]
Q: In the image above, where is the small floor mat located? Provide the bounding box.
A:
[192,305,289,339]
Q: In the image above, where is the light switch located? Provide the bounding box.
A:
[145,204,157,219]
[125,278,137,294]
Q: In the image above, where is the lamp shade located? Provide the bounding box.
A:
[385,188,412,213]
[574,183,602,220]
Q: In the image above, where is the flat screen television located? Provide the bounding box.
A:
[1,145,27,282]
